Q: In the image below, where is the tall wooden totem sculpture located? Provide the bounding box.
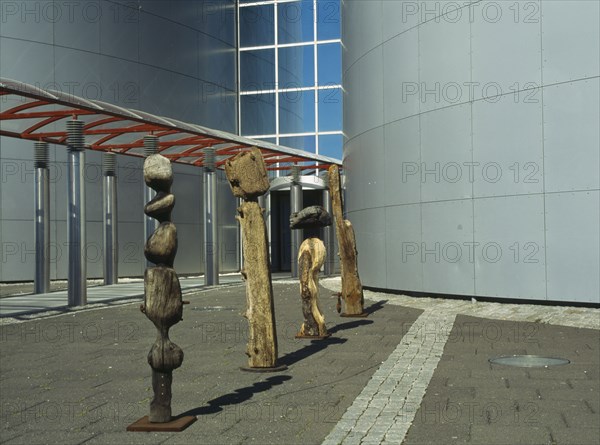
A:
[328,165,365,317]
[290,206,332,338]
[128,154,196,432]
[225,148,286,372]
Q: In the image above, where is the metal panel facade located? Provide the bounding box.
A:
[343,0,600,303]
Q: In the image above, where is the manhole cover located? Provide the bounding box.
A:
[489,355,570,367]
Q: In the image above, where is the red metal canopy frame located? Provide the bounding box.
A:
[0,78,341,172]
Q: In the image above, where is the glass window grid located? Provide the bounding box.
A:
[238,0,342,159]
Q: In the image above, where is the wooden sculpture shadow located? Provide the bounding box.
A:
[279,336,347,367]
[177,375,292,417]
[363,300,388,315]
[328,319,374,335]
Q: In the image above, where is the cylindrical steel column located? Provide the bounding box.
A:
[143,135,158,267]
[290,165,303,278]
[103,152,118,285]
[34,141,50,294]
[67,119,87,306]
[322,180,334,276]
[203,147,219,285]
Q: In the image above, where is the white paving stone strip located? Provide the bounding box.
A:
[320,277,600,330]
[322,309,456,445]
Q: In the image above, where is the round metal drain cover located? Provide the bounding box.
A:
[489,355,570,367]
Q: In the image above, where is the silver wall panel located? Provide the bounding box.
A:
[98,56,141,108]
[99,1,139,61]
[53,1,101,53]
[343,0,600,303]
[0,1,53,43]
[344,127,385,214]
[545,191,600,304]
[381,0,419,42]
[474,195,546,300]
[470,1,541,103]
[472,96,544,198]
[348,208,386,288]
[384,204,423,292]
[342,0,382,71]
[117,221,145,278]
[345,47,384,140]
[116,157,144,223]
[173,223,203,275]
[139,11,199,79]
[86,221,104,278]
[383,118,421,207]
[541,0,600,85]
[421,199,475,296]
[419,104,473,202]
[0,37,55,86]
[382,30,420,124]
[543,79,600,193]
[417,13,470,114]
[0,220,34,282]
[0,157,34,221]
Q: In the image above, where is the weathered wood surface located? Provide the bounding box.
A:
[224,148,270,200]
[328,164,364,316]
[141,153,184,423]
[297,238,328,337]
[225,149,279,369]
[290,205,332,229]
[237,201,278,367]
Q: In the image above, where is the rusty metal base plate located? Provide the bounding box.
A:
[240,364,288,373]
[295,333,332,340]
[340,312,368,318]
[127,415,197,432]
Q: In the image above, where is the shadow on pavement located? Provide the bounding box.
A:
[178,375,292,417]
[364,300,388,315]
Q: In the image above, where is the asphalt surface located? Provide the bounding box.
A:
[0,277,598,444]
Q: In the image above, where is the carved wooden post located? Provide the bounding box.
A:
[290,206,332,338]
[328,165,366,317]
[225,148,286,371]
[128,154,196,432]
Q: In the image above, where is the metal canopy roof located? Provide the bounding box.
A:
[0,78,341,172]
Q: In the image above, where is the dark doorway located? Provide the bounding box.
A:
[270,189,324,272]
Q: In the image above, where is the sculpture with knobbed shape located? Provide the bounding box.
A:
[140,153,184,423]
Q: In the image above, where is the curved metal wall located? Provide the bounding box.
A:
[0,0,239,281]
[342,0,599,303]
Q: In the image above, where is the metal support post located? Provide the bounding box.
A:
[143,135,158,267]
[67,119,87,306]
[203,147,219,285]
[34,141,50,294]
[290,165,303,278]
[103,152,118,285]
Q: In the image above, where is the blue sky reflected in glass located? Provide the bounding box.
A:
[278,1,314,44]
[279,45,314,89]
[240,5,274,47]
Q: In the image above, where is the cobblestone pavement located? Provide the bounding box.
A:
[0,276,598,444]
[319,278,600,445]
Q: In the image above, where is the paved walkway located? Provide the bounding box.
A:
[0,275,247,319]
[0,276,598,444]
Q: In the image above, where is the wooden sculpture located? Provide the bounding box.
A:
[328,165,365,317]
[290,206,332,338]
[128,154,196,432]
[225,148,285,371]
